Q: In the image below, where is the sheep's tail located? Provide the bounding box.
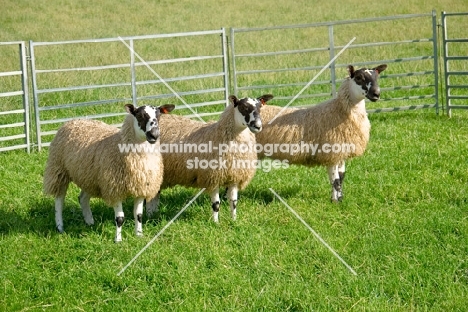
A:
[43,159,70,198]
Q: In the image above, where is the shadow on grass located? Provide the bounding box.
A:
[0,187,213,238]
[0,194,114,238]
[153,183,303,224]
[0,181,308,238]
[147,186,209,224]
[241,185,303,203]
[0,196,64,237]
[216,178,311,206]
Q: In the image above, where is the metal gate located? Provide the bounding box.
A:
[441,12,468,117]
[230,11,439,114]
[0,41,30,153]
[30,29,229,151]
[3,11,467,154]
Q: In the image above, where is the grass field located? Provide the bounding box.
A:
[1,0,468,311]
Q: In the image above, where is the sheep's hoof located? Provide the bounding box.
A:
[56,225,64,233]
[84,218,94,226]
[114,234,123,243]
[330,193,344,203]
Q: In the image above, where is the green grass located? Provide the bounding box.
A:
[1,109,468,311]
[1,0,468,311]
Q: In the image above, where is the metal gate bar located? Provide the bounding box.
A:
[442,11,468,117]
[0,41,30,153]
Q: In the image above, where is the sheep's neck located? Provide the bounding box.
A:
[353,100,367,114]
[215,105,252,142]
[337,79,367,116]
[121,115,147,145]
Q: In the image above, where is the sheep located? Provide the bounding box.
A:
[255,64,387,202]
[147,94,274,222]
[43,103,175,242]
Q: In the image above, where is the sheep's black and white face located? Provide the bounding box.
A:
[348,64,387,102]
[229,94,274,133]
[125,104,175,143]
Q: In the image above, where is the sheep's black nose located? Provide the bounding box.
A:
[367,88,381,102]
[249,118,262,133]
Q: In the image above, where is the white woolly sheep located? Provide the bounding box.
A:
[147,94,274,222]
[255,64,387,202]
[43,104,175,242]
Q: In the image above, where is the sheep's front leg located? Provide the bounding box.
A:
[78,190,94,226]
[210,188,220,222]
[55,195,65,233]
[327,164,343,202]
[134,197,144,237]
[146,191,160,218]
[227,185,238,220]
[113,203,125,243]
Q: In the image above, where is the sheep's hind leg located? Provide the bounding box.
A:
[55,195,65,233]
[134,197,144,237]
[327,164,343,202]
[338,161,345,200]
[146,191,160,218]
[78,190,94,226]
[54,181,69,233]
[113,203,125,243]
[227,185,238,221]
[210,188,220,222]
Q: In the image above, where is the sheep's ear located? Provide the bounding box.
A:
[159,104,175,114]
[228,95,239,107]
[258,94,274,106]
[125,104,137,115]
[347,65,355,78]
[373,64,387,74]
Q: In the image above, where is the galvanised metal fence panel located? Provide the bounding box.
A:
[442,12,468,117]
[230,11,439,114]
[30,29,229,151]
[0,41,30,153]
[3,11,466,154]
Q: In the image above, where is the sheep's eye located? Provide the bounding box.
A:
[238,105,250,114]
